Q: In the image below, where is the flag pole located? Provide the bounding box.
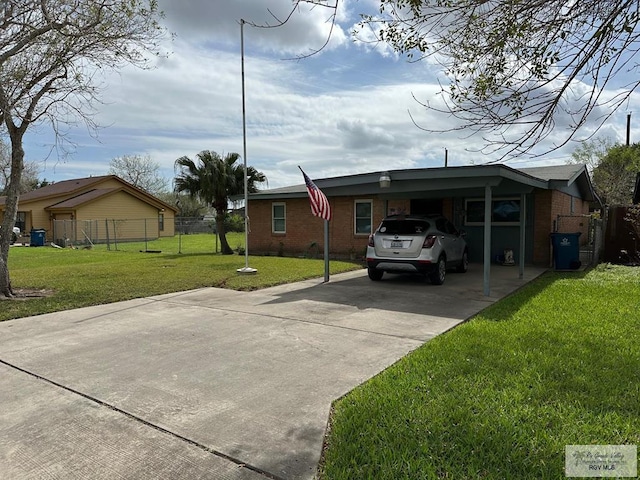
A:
[324,219,329,283]
[237,18,256,275]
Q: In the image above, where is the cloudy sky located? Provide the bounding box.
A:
[21,0,639,189]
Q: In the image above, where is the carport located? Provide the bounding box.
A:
[323,165,544,295]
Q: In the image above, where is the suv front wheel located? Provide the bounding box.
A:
[429,256,446,285]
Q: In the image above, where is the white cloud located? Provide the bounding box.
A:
[158,0,348,56]
[20,0,635,190]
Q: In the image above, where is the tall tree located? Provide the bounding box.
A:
[109,154,169,195]
[568,137,616,174]
[592,143,640,206]
[0,0,165,297]
[353,0,640,157]
[155,192,205,219]
[0,138,42,194]
[174,151,266,255]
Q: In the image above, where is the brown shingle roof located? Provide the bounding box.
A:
[0,175,178,212]
[47,188,120,209]
[19,176,112,202]
[0,175,112,206]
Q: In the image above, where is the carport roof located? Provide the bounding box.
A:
[245,163,597,202]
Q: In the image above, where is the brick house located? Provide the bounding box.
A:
[244,164,598,267]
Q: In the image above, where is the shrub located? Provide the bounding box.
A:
[224,214,245,233]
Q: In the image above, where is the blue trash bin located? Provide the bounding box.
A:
[550,232,581,270]
[30,229,46,247]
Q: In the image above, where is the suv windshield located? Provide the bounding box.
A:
[379,219,430,235]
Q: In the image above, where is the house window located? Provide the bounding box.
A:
[272,203,286,233]
[465,198,521,225]
[15,212,26,233]
[158,213,164,231]
[355,200,372,234]
[570,196,575,214]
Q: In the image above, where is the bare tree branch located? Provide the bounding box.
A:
[357,0,640,160]
[243,0,341,60]
[109,154,169,195]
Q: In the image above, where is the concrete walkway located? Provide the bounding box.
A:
[0,265,546,479]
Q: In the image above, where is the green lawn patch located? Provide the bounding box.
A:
[320,264,640,480]
[2,232,362,321]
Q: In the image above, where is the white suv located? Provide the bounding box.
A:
[366,214,468,285]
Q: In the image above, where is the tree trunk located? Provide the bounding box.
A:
[216,209,233,255]
[0,128,25,297]
[0,257,11,298]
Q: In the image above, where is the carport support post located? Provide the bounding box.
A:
[483,184,492,296]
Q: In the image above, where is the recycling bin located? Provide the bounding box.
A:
[30,229,46,247]
[550,232,581,270]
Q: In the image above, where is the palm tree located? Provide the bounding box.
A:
[174,150,266,255]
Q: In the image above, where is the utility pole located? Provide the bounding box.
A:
[627,112,631,146]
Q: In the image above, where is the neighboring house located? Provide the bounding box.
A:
[244,164,598,267]
[0,175,177,244]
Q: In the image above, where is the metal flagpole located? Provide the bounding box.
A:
[324,219,329,283]
[298,165,331,282]
[237,18,257,275]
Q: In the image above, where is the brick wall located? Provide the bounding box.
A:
[248,196,383,258]
[532,189,590,265]
[248,196,437,258]
[387,199,410,216]
[532,190,553,265]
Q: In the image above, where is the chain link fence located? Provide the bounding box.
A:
[50,217,242,254]
[52,218,164,248]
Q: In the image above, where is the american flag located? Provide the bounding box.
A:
[299,167,332,221]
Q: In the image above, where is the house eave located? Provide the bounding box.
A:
[244,165,550,201]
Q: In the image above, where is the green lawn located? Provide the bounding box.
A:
[319,264,640,479]
[2,232,362,322]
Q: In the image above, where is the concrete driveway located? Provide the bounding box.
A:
[0,265,546,480]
